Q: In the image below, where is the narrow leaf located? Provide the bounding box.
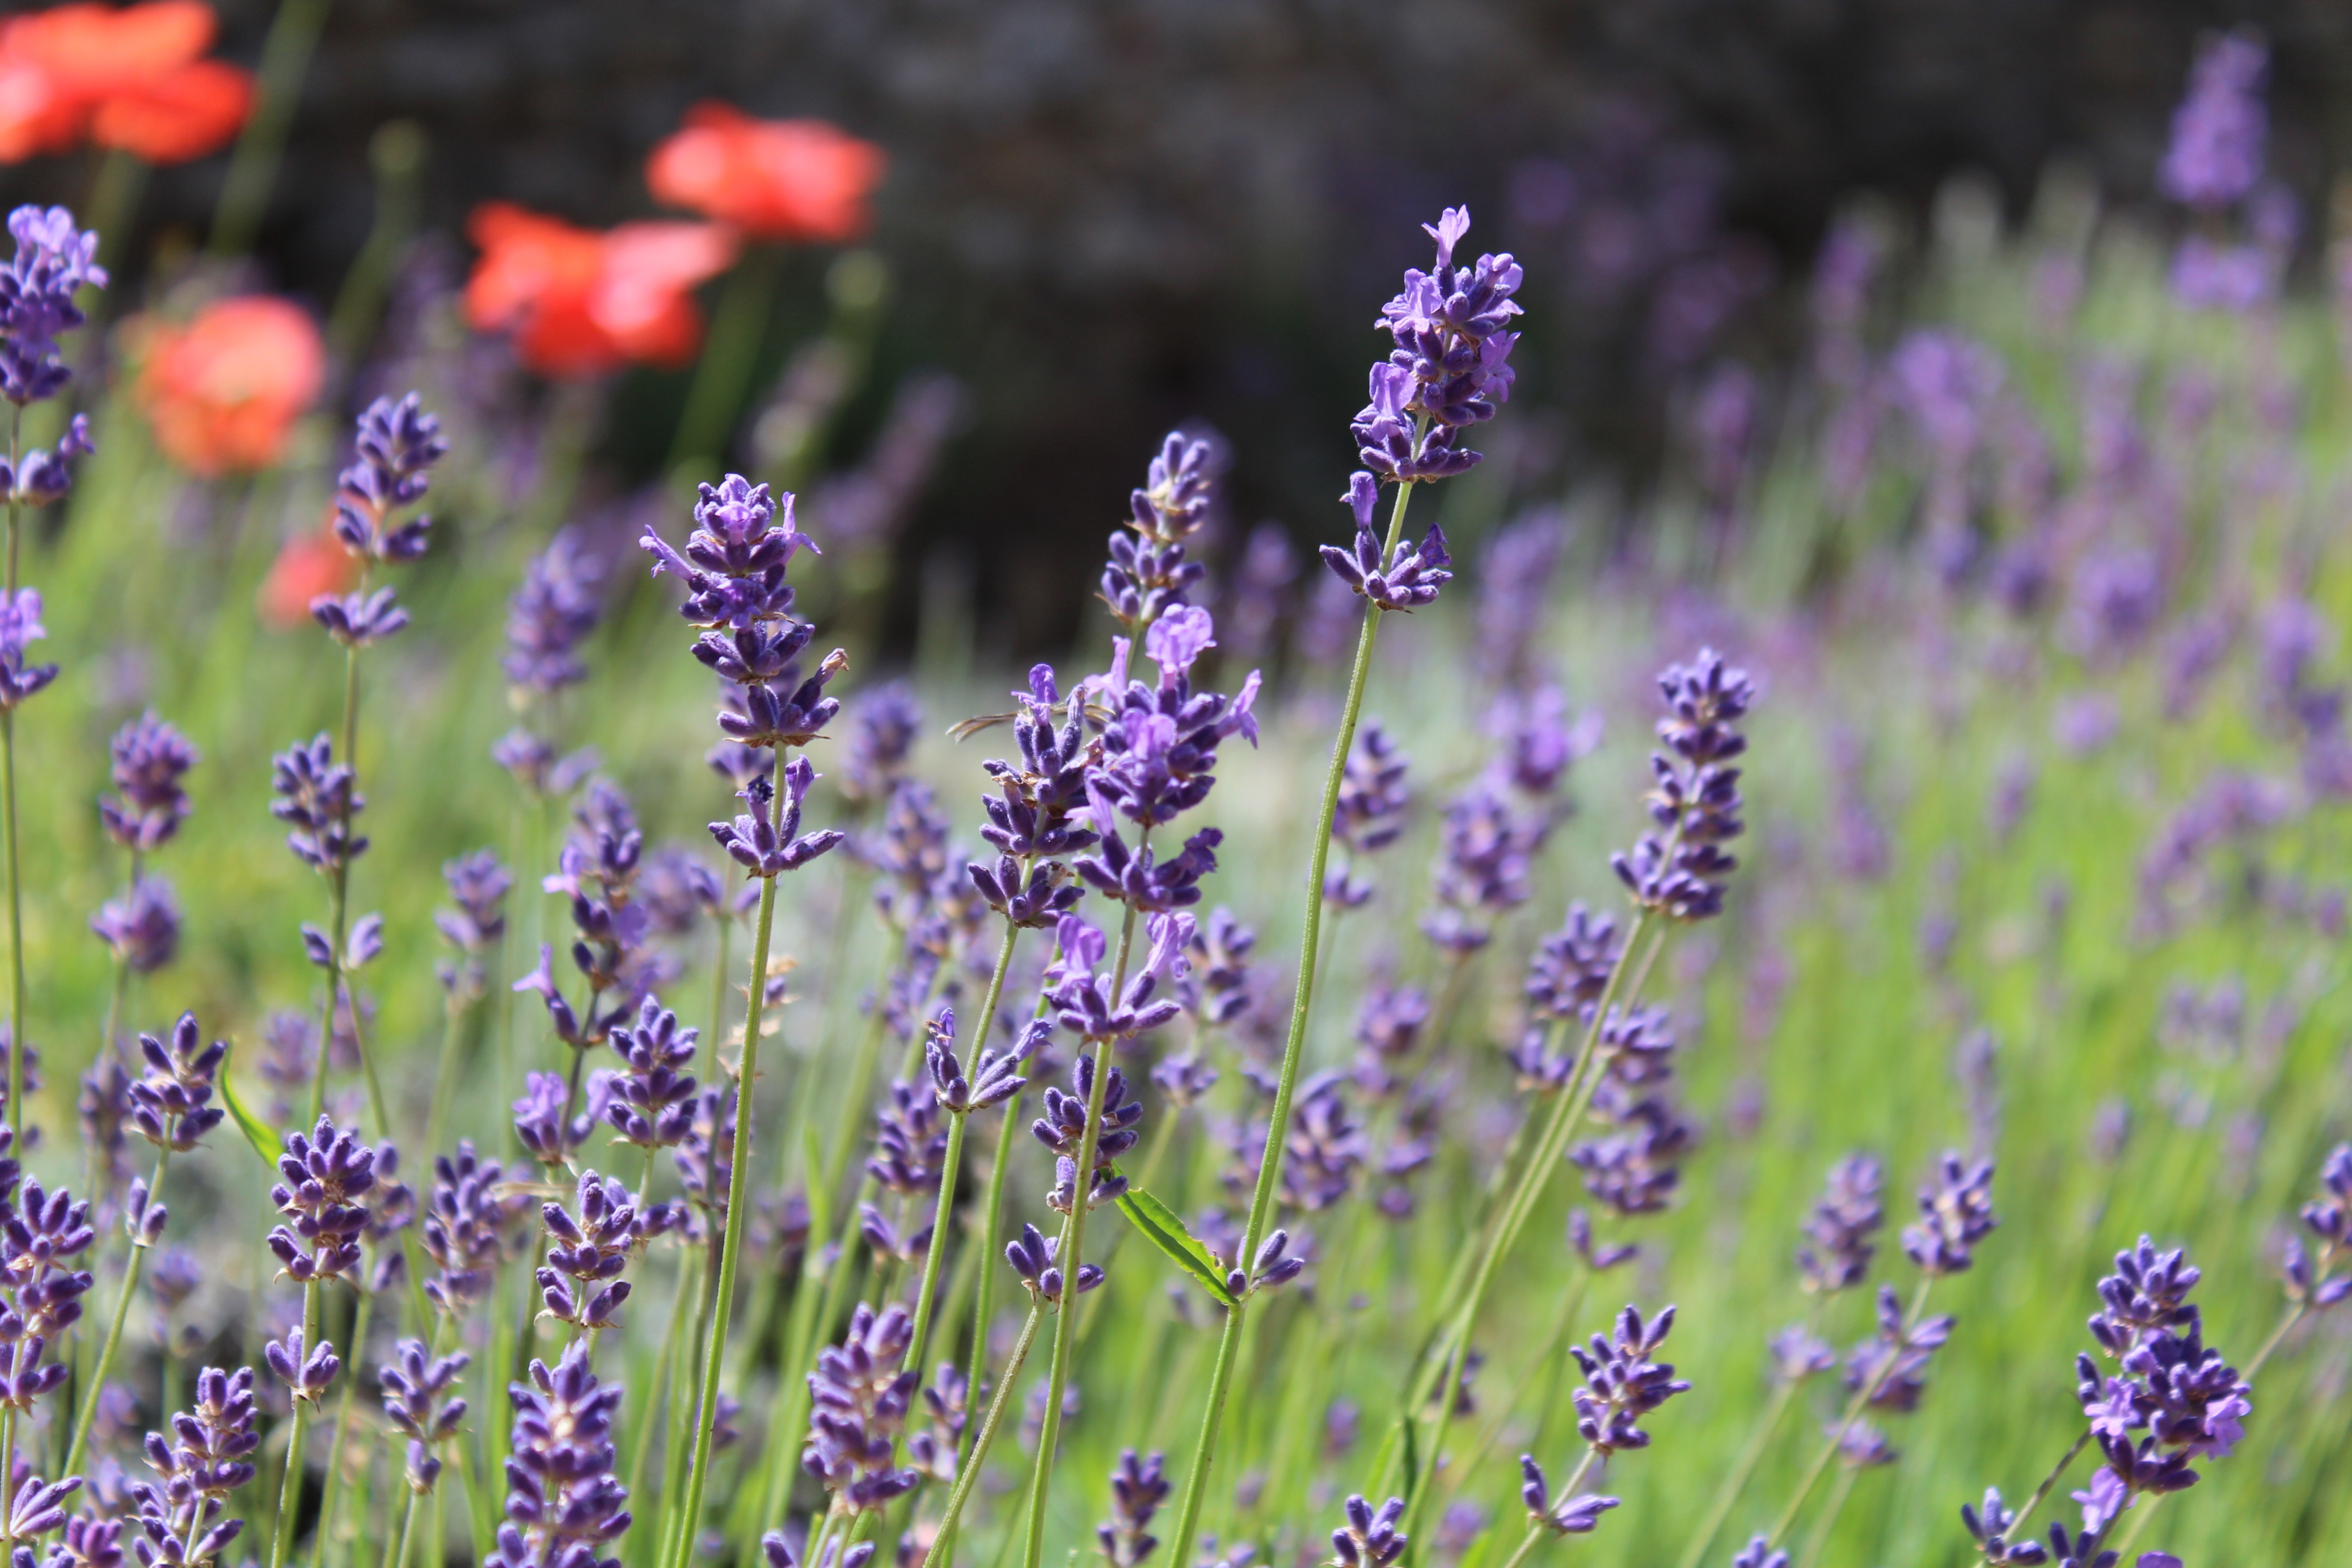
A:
[1114,1183,1239,1307]
[217,1053,285,1165]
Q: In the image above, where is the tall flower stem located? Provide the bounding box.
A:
[1766,1277,1936,1550]
[1793,1464,1861,1568]
[209,0,334,255]
[666,249,780,477]
[66,1144,171,1472]
[312,1288,379,1568]
[627,1246,704,1568]
[666,869,780,1568]
[1161,479,1416,1568]
[1674,1373,1803,1568]
[3,409,25,1148]
[2247,1299,2307,1377]
[1396,921,1666,1533]
[268,1279,324,1568]
[919,1301,1046,1568]
[2001,1427,2092,1542]
[1015,1039,1114,1568]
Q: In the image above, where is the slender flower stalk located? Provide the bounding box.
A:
[1166,201,1517,1568]
[639,474,846,1568]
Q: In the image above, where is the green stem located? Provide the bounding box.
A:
[666,870,780,1568]
[387,1485,421,1568]
[628,1246,702,1568]
[1015,1034,1118,1568]
[666,249,782,475]
[314,1290,378,1568]
[1496,1524,1546,1568]
[2003,1427,2091,1541]
[3,407,23,1148]
[1766,1278,1935,1550]
[907,1111,969,1372]
[66,1144,171,1472]
[210,0,335,256]
[268,1280,323,1568]
[1161,478,1417,1568]
[1674,1375,1802,1568]
[2247,1299,2308,1378]
[1793,1464,1861,1568]
[919,1303,1046,1568]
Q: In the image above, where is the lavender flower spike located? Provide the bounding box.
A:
[711,760,847,876]
[0,205,107,407]
[1328,1495,1407,1568]
[1352,205,1523,481]
[485,1341,631,1568]
[126,1367,255,1568]
[1320,473,1452,612]
[1517,1456,1619,1537]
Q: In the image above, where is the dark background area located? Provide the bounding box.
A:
[5,0,2349,653]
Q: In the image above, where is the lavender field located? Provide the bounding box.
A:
[0,11,2343,1568]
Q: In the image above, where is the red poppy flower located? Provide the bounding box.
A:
[645,103,884,243]
[133,295,326,476]
[259,522,357,630]
[0,2,252,165]
[465,201,739,379]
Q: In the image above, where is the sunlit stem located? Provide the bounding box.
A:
[267,1279,323,1568]
[665,868,780,1568]
[1766,1277,1936,1550]
[1162,477,1417,1568]
[919,1301,1046,1568]
[67,1144,171,1472]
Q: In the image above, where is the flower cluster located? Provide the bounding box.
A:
[421,1142,529,1314]
[0,1174,95,1409]
[266,1115,378,1286]
[487,1342,632,1568]
[2284,1142,2352,1311]
[1033,1051,1142,1214]
[125,1012,226,1154]
[2068,1239,2249,1540]
[1798,1154,1885,1295]
[1568,1007,1695,1218]
[1902,1153,1999,1276]
[1327,1494,1407,1568]
[516,778,661,1053]
[1327,721,1411,908]
[1566,1303,1690,1457]
[1612,649,1752,922]
[538,1170,651,1332]
[271,734,368,876]
[924,1007,1039,1114]
[1006,1220,1105,1304]
[380,1339,470,1493]
[126,1366,258,1568]
[604,996,700,1150]
[801,1301,920,1513]
[1353,206,1523,481]
[505,529,607,696]
[435,849,513,1000]
[1099,1448,1172,1567]
[1517,1456,1618,1537]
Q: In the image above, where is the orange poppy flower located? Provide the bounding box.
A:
[645,103,884,243]
[258,521,357,629]
[133,295,326,476]
[465,201,738,379]
[0,2,252,164]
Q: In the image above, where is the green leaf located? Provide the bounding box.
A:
[1114,1183,1239,1307]
[218,1053,285,1167]
[1399,1409,1421,1505]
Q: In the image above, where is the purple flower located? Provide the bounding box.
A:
[91,877,181,976]
[380,1338,470,1494]
[512,1072,596,1170]
[1351,979,1429,1095]
[1844,1284,1955,1414]
[333,393,446,563]
[839,680,922,808]
[924,1007,1041,1114]
[1517,1456,1618,1537]
[1320,472,1453,611]
[1352,206,1523,481]
[1099,1448,1171,1567]
[1004,1220,1105,1303]
[1568,1304,1690,1455]
[263,1325,340,1404]
[0,205,106,407]
[270,735,366,874]
[1102,433,1219,628]
[1327,721,1411,906]
[1612,648,1752,922]
[537,1170,641,1330]
[98,712,197,851]
[1525,902,1622,1026]
[640,471,816,628]
[603,996,699,1150]
[1328,1495,1407,1568]
[1730,1537,1791,1568]
[1280,1073,1366,1212]
[485,1342,631,1568]
[1178,907,1254,1028]
[1901,1153,1998,1276]
[266,1117,378,1286]
[711,760,846,877]
[125,1366,255,1568]
[1960,1489,2049,1566]
[504,529,606,695]
[675,1085,738,1220]
[2159,31,2267,212]
[125,1012,225,1153]
[1033,1053,1143,1198]
[1046,911,1190,1041]
[978,665,1100,862]
[0,588,58,711]
[1422,783,1546,953]
[865,1081,948,1196]
[1489,684,1598,801]
[311,587,412,648]
[1474,510,1565,686]
[1798,1155,1884,1295]
[420,1141,527,1313]
[800,1302,920,1514]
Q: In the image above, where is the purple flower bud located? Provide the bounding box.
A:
[263,1326,339,1404]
